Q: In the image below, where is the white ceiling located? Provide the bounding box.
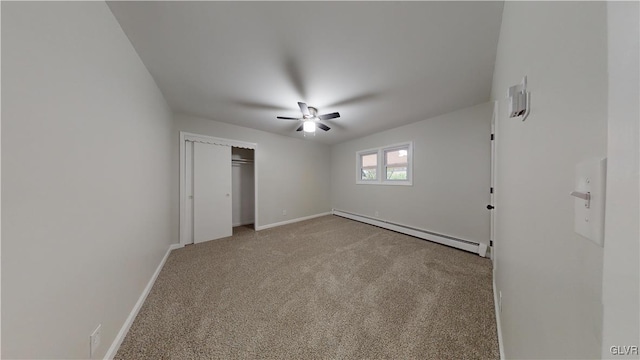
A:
[108,1,504,144]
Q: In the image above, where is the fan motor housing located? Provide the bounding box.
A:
[307,107,318,118]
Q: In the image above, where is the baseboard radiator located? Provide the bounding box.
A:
[332,209,488,257]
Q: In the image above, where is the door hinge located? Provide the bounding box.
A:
[491,133,495,141]
[490,240,493,247]
[490,187,494,194]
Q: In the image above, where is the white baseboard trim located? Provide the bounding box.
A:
[332,209,483,255]
[104,243,182,359]
[255,212,332,231]
[493,272,506,360]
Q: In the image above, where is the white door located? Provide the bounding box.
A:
[193,142,232,243]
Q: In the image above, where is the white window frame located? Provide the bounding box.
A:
[356,141,413,186]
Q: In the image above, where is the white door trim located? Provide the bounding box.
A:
[179,131,258,246]
[490,100,497,259]
[490,100,504,359]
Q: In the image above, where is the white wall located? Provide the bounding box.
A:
[174,114,332,229]
[490,2,607,359]
[0,2,4,356]
[602,3,640,358]
[1,2,175,358]
[331,102,492,245]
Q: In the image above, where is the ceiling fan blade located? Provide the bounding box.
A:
[296,124,304,131]
[277,116,302,120]
[298,102,310,116]
[318,112,340,120]
[317,122,331,131]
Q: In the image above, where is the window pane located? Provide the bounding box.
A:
[361,153,377,167]
[360,153,377,180]
[361,168,377,180]
[385,148,409,167]
[386,167,407,180]
[385,148,408,180]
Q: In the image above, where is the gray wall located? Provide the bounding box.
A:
[602,2,640,358]
[1,2,175,358]
[491,2,607,358]
[173,114,332,230]
[331,102,492,244]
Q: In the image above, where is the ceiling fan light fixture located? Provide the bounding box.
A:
[303,120,316,133]
[277,102,338,135]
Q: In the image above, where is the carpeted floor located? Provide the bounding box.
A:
[115,215,498,359]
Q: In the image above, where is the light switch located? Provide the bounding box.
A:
[572,158,607,246]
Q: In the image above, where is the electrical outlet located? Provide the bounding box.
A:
[498,291,503,313]
[90,324,101,358]
[374,211,379,217]
[282,209,287,216]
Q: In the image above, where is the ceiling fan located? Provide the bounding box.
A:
[277,102,340,134]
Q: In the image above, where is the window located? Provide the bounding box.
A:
[356,142,412,185]
[385,147,409,181]
[359,152,378,181]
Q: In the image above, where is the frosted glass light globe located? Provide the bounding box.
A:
[303,120,316,133]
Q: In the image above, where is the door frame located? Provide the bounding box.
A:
[179,131,258,247]
[490,100,498,262]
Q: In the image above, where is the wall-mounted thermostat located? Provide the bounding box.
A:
[507,76,530,121]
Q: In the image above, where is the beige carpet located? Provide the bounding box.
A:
[115,215,498,359]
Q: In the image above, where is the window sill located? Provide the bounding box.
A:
[356,181,413,186]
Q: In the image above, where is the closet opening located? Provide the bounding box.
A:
[231,147,255,231]
[179,132,258,246]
